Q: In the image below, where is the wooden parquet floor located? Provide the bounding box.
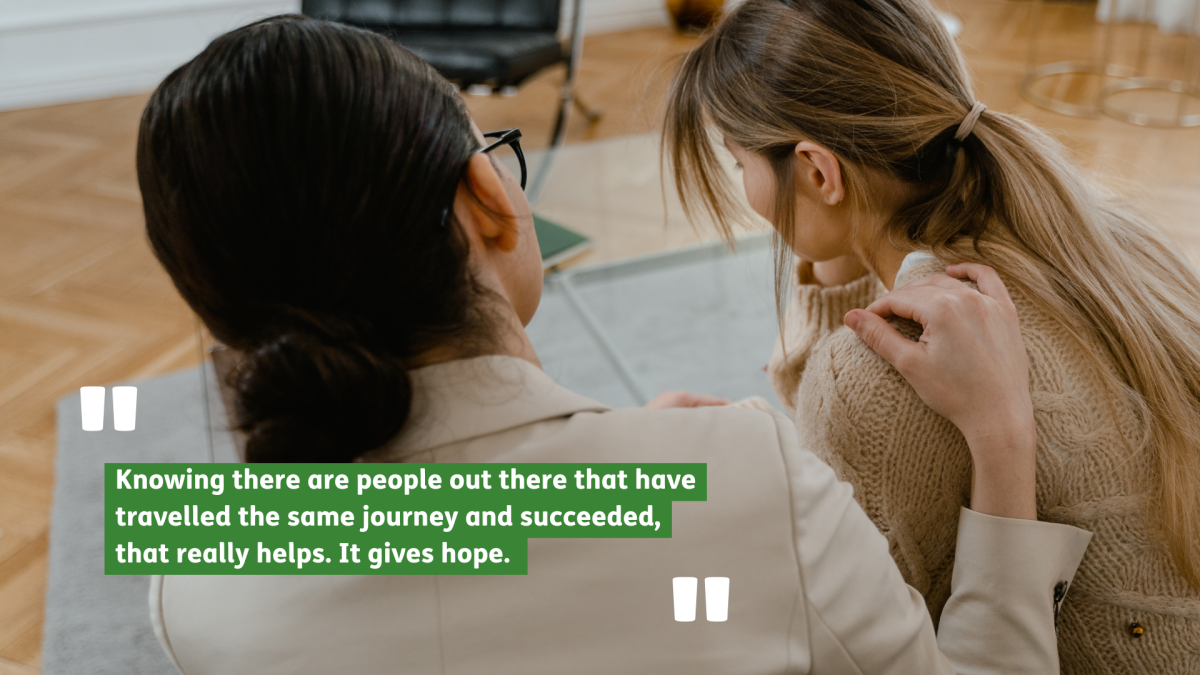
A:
[0,2,1198,671]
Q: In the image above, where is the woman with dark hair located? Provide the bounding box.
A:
[141,15,1090,674]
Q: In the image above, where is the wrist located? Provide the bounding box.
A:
[962,415,1038,520]
[970,464,1037,520]
[962,422,1035,456]
[962,416,1036,456]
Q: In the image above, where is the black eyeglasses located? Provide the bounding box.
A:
[480,128,526,191]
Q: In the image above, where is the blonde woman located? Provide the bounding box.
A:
[665,0,1200,672]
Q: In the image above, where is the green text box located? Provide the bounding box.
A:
[104,463,707,575]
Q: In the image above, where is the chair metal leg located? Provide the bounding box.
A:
[526,80,571,206]
[548,71,575,151]
[527,0,590,205]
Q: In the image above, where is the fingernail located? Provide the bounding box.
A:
[844,311,860,331]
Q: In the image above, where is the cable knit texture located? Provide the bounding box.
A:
[768,255,1200,674]
[768,261,887,410]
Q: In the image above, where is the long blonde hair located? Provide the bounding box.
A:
[665,0,1200,588]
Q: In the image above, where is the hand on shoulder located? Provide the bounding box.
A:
[844,263,1038,520]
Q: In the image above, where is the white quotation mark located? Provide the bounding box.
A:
[80,386,137,431]
[80,387,105,431]
[705,577,729,621]
[672,577,729,622]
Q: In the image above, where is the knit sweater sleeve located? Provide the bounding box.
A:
[793,320,974,625]
[767,261,884,413]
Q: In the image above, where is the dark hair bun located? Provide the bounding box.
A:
[233,330,412,463]
[138,17,485,463]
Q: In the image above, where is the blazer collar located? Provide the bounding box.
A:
[369,355,610,460]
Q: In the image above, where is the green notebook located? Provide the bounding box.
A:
[535,215,593,270]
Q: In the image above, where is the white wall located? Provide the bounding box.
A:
[0,0,668,112]
[0,0,300,111]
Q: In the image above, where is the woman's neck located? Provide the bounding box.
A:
[853,171,920,291]
[493,310,542,367]
[410,297,542,370]
[872,245,912,291]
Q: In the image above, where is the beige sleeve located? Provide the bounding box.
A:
[793,325,973,625]
[771,408,1092,675]
[767,261,883,413]
[937,509,1092,675]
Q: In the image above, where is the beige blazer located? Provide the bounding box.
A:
[151,355,1092,674]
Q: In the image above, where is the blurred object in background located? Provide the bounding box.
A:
[1022,0,1137,119]
[666,0,724,32]
[937,10,963,38]
[1100,0,1200,34]
[1096,0,1200,126]
[302,0,603,202]
[1022,0,1199,127]
[536,215,594,270]
[303,0,567,96]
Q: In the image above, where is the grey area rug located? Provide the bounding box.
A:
[43,237,781,674]
[46,368,212,675]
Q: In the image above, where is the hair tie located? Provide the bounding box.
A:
[954,102,987,142]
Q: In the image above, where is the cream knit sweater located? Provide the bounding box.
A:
[768,255,1200,674]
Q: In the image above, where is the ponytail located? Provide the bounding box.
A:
[908,108,1200,590]
[890,122,1001,248]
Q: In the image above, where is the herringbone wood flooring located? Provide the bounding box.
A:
[1,2,1198,671]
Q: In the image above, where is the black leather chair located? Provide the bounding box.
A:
[302,0,601,202]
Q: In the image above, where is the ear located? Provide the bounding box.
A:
[794,141,845,206]
[457,153,520,252]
